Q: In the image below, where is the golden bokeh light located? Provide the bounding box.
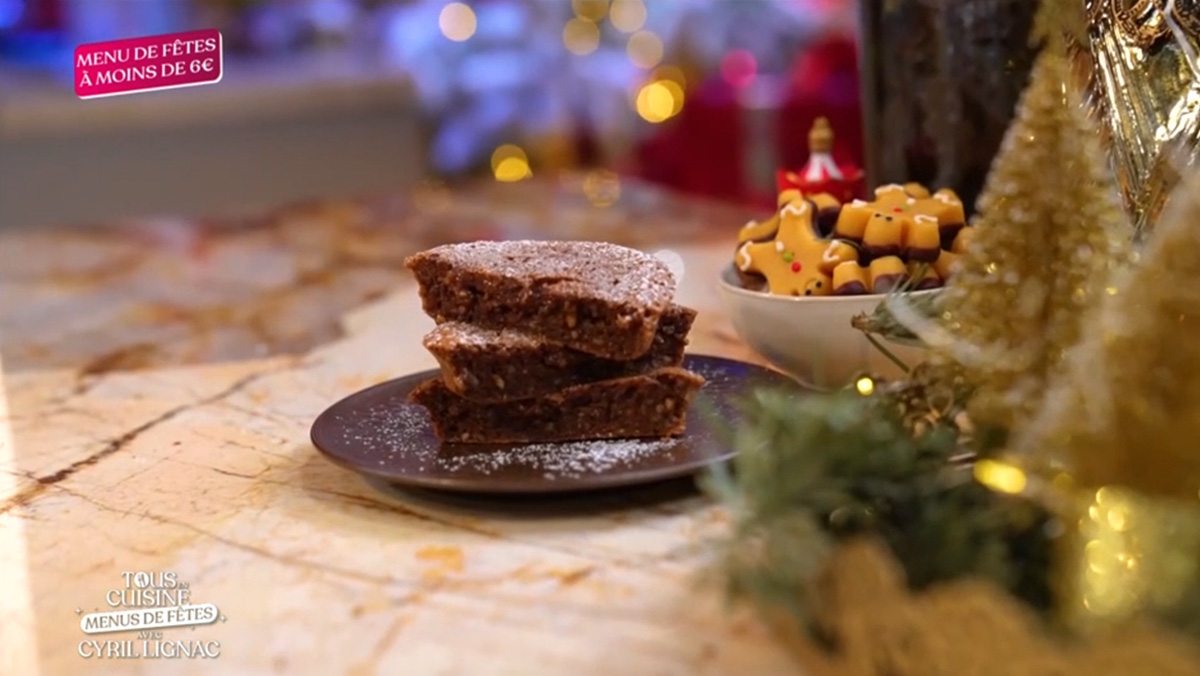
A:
[854,376,875,396]
[490,144,524,171]
[562,18,600,56]
[491,145,531,182]
[626,30,663,69]
[572,0,609,21]
[494,158,531,182]
[659,79,684,116]
[1074,488,1143,621]
[1064,484,1200,633]
[609,0,646,33]
[635,80,679,123]
[657,86,679,119]
[973,459,1028,495]
[438,2,477,42]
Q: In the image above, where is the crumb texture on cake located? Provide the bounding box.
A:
[409,367,705,444]
[423,304,696,403]
[405,240,677,359]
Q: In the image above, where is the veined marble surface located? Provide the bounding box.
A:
[0,178,804,675]
[0,175,754,373]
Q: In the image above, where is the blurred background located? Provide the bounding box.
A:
[0,0,862,228]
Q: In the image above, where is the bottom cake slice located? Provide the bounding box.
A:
[409,367,705,444]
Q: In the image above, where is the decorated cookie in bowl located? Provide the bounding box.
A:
[735,198,850,296]
[735,182,974,298]
[722,181,973,388]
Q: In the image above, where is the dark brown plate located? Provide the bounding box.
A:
[310,354,797,494]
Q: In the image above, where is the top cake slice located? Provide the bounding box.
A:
[405,240,676,359]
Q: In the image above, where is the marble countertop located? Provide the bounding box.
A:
[0,177,804,675]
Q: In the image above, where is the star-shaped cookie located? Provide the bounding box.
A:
[735,198,853,296]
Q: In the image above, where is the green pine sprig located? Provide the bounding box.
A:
[711,386,1053,632]
[851,287,943,348]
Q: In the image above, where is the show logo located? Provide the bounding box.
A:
[77,570,224,660]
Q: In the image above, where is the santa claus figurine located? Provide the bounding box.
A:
[777,117,864,203]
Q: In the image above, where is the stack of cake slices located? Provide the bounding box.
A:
[404,240,705,444]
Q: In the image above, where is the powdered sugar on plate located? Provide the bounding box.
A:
[438,437,680,479]
[334,400,429,454]
[332,398,687,480]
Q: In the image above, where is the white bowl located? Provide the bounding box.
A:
[717,266,934,390]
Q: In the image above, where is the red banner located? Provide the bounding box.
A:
[74,29,222,99]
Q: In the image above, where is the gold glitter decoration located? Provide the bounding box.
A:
[1053,486,1200,637]
[937,43,1132,432]
[1081,0,1200,235]
[1015,169,1200,500]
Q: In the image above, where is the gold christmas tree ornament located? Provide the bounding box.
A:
[1002,165,1200,639]
[1016,168,1200,499]
[934,44,1132,431]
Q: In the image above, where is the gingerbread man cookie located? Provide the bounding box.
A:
[835,184,966,260]
[736,199,841,296]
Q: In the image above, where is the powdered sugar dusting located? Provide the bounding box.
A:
[333,400,433,469]
[332,398,685,480]
[409,240,675,306]
[439,438,678,479]
[335,400,428,453]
